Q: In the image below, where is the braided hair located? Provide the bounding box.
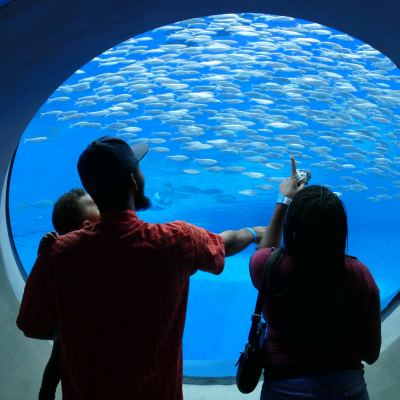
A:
[266,185,366,361]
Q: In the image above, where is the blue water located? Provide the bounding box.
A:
[9,13,400,376]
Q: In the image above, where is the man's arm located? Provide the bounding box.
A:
[220,226,267,257]
[16,248,57,340]
[24,327,56,340]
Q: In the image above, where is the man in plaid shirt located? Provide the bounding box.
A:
[17,136,266,400]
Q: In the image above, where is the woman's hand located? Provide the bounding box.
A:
[279,156,307,198]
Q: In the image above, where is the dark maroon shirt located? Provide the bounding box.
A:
[249,247,380,379]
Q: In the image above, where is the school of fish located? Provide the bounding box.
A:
[30,12,400,204]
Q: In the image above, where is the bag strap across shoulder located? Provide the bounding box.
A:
[248,248,283,343]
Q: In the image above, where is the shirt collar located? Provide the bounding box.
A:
[98,209,138,223]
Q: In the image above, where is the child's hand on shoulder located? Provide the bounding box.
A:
[37,231,59,256]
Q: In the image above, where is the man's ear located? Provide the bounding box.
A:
[82,220,92,228]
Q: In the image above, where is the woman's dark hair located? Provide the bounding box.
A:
[52,188,87,235]
[266,185,367,361]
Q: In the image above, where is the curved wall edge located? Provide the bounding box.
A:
[0,162,25,303]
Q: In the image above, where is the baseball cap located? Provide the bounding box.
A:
[77,136,149,193]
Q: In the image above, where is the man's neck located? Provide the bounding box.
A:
[100,201,136,214]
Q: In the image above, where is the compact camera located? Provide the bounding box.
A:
[296,169,311,186]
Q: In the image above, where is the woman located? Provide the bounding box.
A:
[250,157,381,400]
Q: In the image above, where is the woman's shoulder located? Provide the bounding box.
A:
[250,247,275,263]
[249,248,275,290]
[345,255,369,273]
[345,255,380,297]
[249,248,294,289]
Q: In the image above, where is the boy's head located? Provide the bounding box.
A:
[52,188,100,235]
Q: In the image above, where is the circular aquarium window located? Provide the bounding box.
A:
[9,13,400,377]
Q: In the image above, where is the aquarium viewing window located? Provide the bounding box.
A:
[8,13,400,377]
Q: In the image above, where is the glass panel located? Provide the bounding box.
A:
[9,13,400,376]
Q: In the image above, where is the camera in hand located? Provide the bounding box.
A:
[296,169,311,186]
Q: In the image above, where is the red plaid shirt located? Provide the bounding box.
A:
[17,210,225,400]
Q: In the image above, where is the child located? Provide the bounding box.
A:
[37,188,99,400]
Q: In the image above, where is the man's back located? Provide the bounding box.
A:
[17,210,225,400]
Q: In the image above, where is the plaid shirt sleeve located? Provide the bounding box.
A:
[185,222,225,276]
[16,247,57,335]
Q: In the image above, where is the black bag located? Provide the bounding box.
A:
[235,249,283,394]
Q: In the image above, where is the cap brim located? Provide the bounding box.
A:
[130,143,149,162]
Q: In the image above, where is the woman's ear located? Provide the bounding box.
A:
[82,220,92,228]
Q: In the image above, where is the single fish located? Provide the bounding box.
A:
[238,190,258,196]
[148,139,167,144]
[195,159,218,165]
[102,123,127,131]
[87,110,110,117]
[268,122,297,130]
[226,166,246,172]
[152,132,172,137]
[167,155,189,162]
[117,133,137,139]
[183,169,201,175]
[310,146,332,154]
[170,137,193,142]
[265,177,286,183]
[341,176,361,184]
[265,163,285,170]
[70,122,91,128]
[329,34,354,41]
[17,199,55,212]
[24,137,47,143]
[254,185,275,191]
[214,194,237,204]
[243,172,265,179]
[150,147,170,153]
[47,97,70,103]
[83,123,102,128]
[40,111,64,117]
[120,127,142,133]
[377,194,393,200]
[183,143,213,151]
[108,111,129,117]
[246,157,269,163]
[205,167,225,172]
[59,113,87,121]
[251,99,274,105]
